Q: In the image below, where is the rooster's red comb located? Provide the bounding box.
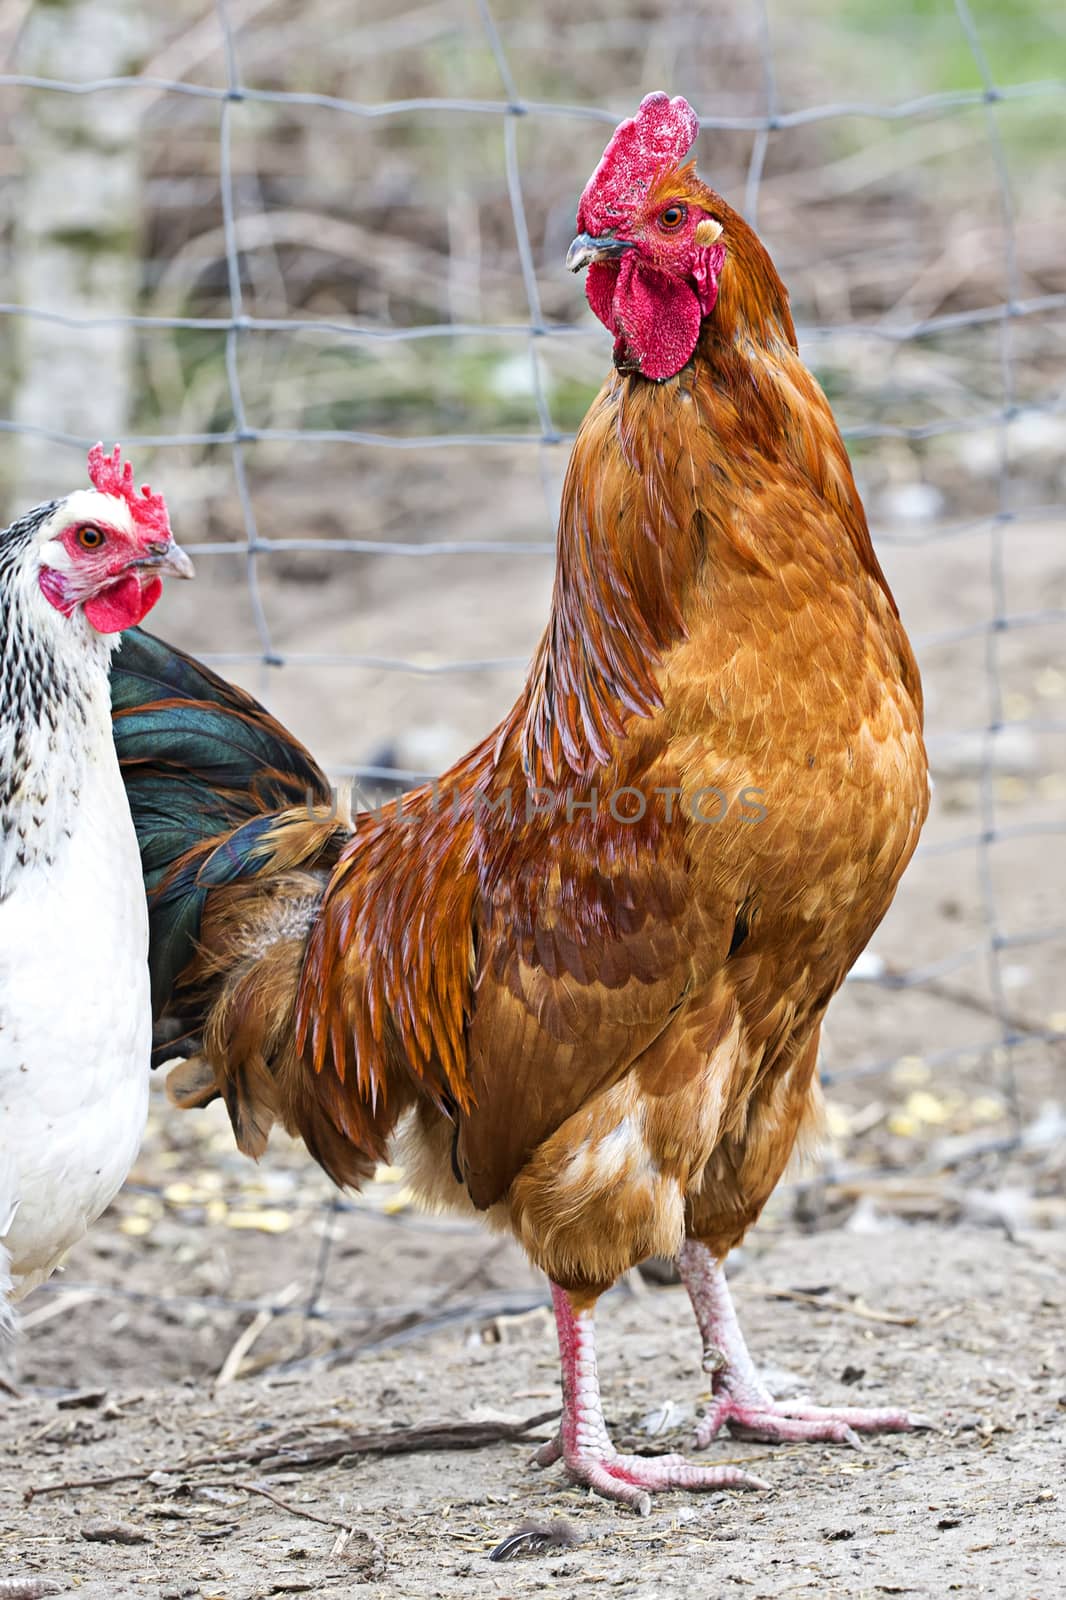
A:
[577,92,700,235]
[86,443,171,540]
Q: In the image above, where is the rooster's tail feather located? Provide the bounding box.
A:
[111,630,368,1182]
[112,628,336,1018]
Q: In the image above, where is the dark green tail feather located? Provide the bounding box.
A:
[111,627,333,1025]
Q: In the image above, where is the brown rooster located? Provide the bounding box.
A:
[114,92,929,1513]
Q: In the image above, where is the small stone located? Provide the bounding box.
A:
[80,1521,147,1545]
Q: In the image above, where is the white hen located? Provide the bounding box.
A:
[0,445,192,1327]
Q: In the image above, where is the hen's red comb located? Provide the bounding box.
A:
[577,93,700,236]
[86,443,171,540]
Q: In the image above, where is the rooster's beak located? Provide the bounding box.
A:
[566,232,633,273]
[137,539,195,580]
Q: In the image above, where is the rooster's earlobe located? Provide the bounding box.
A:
[694,218,723,248]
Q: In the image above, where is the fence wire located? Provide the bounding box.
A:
[4,0,1064,1348]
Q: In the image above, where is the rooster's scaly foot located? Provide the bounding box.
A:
[679,1242,930,1454]
[536,1432,765,1516]
[540,1283,767,1514]
[694,1393,923,1450]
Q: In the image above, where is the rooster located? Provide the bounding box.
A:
[0,446,192,1328]
[116,93,929,1513]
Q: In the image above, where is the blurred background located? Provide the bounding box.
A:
[0,0,1063,1385]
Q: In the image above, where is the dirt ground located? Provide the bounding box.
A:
[3,481,1064,1594]
[3,1225,1064,1600]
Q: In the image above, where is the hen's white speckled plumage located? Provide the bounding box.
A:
[0,491,151,1305]
[0,714,149,1296]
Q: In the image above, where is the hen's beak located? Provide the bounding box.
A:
[136,538,195,580]
[566,232,633,273]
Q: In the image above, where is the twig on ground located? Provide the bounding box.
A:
[215,1281,302,1387]
[24,1408,560,1504]
[753,1287,919,1326]
[214,1479,352,1532]
[19,1290,98,1333]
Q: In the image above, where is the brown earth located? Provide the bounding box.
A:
[4,1225,1064,1600]
[3,493,1064,1599]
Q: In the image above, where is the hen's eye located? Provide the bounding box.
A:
[659,204,687,230]
[76,526,105,550]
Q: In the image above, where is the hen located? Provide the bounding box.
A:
[0,446,191,1330]
[116,93,928,1512]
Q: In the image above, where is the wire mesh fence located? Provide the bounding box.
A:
[2,0,1064,1371]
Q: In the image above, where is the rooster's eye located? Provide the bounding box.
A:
[659,204,687,231]
[76,526,105,550]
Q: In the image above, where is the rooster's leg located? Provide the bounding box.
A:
[533,1282,767,1515]
[678,1241,924,1449]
